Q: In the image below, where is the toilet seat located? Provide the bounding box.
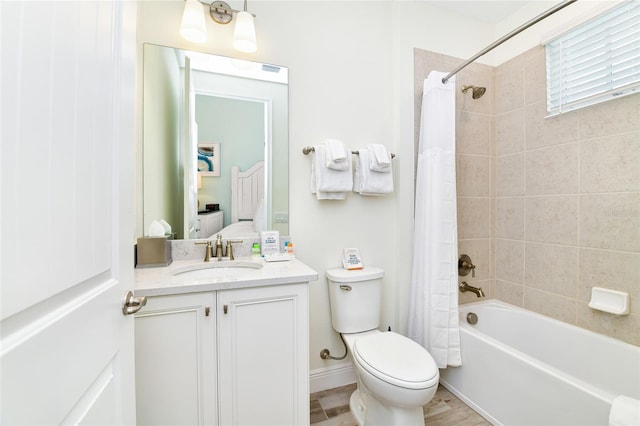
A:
[353,332,438,390]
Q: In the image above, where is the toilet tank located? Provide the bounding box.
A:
[326,267,385,334]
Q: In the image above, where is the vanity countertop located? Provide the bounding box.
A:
[135,257,318,297]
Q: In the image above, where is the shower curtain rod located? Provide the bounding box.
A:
[441,0,577,84]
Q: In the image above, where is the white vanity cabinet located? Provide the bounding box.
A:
[134,292,217,426]
[197,211,223,239]
[217,283,309,426]
[134,282,310,426]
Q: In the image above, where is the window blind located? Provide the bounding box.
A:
[545,0,640,115]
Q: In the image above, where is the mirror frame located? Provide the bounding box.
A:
[141,43,289,240]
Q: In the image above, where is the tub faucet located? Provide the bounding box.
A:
[460,281,485,298]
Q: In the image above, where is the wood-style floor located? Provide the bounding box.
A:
[310,383,491,425]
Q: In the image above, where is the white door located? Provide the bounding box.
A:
[1,1,137,424]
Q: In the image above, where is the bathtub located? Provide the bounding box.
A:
[439,300,640,426]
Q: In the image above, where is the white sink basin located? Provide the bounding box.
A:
[172,260,263,279]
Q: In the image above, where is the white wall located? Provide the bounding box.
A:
[136,0,597,377]
[488,0,626,65]
[143,44,183,237]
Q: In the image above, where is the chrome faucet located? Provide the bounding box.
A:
[460,281,485,298]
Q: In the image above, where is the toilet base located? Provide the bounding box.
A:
[349,390,366,426]
[349,387,426,426]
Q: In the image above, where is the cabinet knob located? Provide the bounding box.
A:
[223,304,228,314]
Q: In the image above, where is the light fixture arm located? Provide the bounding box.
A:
[181,0,257,52]
[198,0,255,24]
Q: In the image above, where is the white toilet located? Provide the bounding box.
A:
[326,267,439,426]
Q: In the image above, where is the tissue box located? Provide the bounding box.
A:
[136,237,172,268]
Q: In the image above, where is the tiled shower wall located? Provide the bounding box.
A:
[494,46,639,346]
[414,47,640,347]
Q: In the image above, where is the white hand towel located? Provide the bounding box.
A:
[324,139,349,171]
[368,144,391,172]
[310,161,346,199]
[609,395,640,426]
[353,147,393,195]
[310,145,351,199]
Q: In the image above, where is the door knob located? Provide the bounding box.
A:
[122,290,147,315]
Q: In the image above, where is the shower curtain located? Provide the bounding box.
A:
[408,70,461,368]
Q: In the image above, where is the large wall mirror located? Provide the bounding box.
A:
[143,43,289,240]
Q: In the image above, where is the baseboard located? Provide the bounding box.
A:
[309,362,356,393]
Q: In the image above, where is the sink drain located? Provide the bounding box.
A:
[466,312,478,325]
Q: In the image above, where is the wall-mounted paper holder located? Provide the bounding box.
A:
[588,287,630,315]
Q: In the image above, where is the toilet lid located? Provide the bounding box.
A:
[353,332,438,389]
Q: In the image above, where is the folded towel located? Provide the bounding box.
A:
[353,147,393,195]
[316,191,346,200]
[609,395,640,426]
[310,145,351,199]
[310,162,346,199]
[368,144,391,172]
[324,139,349,171]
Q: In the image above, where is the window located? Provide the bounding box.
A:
[545,0,640,115]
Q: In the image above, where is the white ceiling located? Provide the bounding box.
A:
[429,1,536,24]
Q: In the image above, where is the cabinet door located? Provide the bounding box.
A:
[210,211,223,235]
[196,218,203,238]
[135,292,216,426]
[217,284,309,426]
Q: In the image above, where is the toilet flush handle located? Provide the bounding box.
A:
[339,285,352,292]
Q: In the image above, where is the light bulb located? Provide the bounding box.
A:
[180,0,206,43]
[232,11,257,53]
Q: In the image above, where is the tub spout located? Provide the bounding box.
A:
[460,281,485,298]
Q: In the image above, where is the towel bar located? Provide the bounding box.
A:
[302,146,395,158]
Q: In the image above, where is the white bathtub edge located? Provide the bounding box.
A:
[439,377,502,426]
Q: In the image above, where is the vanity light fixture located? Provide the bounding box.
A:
[179,0,257,53]
[180,0,207,43]
[232,0,257,53]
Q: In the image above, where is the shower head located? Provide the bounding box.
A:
[461,85,487,99]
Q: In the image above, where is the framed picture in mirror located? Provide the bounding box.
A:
[198,142,221,177]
